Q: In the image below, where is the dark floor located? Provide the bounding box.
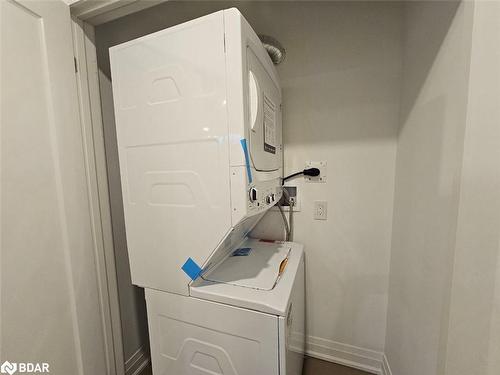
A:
[303,357,370,375]
[140,356,370,375]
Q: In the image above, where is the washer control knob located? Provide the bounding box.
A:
[249,187,258,202]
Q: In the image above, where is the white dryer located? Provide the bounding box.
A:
[110,8,304,375]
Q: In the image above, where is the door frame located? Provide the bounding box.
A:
[69,1,168,374]
[71,17,123,375]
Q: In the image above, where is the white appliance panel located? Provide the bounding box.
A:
[224,9,282,171]
[146,289,280,375]
[247,47,282,172]
[279,255,306,375]
[110,11,232,294]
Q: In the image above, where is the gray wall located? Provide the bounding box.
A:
[443,2,500,374]
[385,3,500,374]
[384,2,473,374]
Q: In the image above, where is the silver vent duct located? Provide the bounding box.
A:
[258,35,286,65]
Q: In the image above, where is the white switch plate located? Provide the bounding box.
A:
[305,161,327,183]
[314,200,328,220]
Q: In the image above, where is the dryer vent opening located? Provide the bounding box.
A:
[259,35,286,65]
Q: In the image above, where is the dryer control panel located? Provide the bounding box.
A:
[247,180,283,214]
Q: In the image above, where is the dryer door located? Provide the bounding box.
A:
[246,46,282,172]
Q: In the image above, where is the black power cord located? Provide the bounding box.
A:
[282,167,320,184]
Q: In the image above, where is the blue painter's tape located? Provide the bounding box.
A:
[181,258,202,280]
[240,138,253,184]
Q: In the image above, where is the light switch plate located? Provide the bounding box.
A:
[305,161,327,183]
[314,200,328,220]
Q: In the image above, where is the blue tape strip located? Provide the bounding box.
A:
[240,138,252,184]
[181,258,202,281]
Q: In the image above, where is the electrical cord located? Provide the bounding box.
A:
[282,167,320,184]
[282,187,294,241]
[279,168,319,240]
[277,187,295,241]
[277,203,290,241]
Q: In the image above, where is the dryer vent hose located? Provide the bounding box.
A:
[259,35,286,65]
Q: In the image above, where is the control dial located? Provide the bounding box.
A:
[249,187,258,202]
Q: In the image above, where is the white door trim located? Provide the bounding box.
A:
[71,16,126,375]
[70,0,168,26]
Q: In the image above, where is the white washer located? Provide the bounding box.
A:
[147,239,305,375]
[109,8,304,375]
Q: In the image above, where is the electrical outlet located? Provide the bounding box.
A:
[305,161,327,183]
[313,201,327,220]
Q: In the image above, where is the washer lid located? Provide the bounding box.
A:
[190,239,304,316]
[202,241,291,290]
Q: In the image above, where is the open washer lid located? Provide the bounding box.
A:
[190,238,304,316]
[202,241,290,290]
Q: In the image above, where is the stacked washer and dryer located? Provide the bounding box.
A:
[110,8,305,375]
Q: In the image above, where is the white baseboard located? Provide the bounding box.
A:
[306,336,384,374]
[124,337,391,375]
[381,354,393,375]
[125,345,150,375]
